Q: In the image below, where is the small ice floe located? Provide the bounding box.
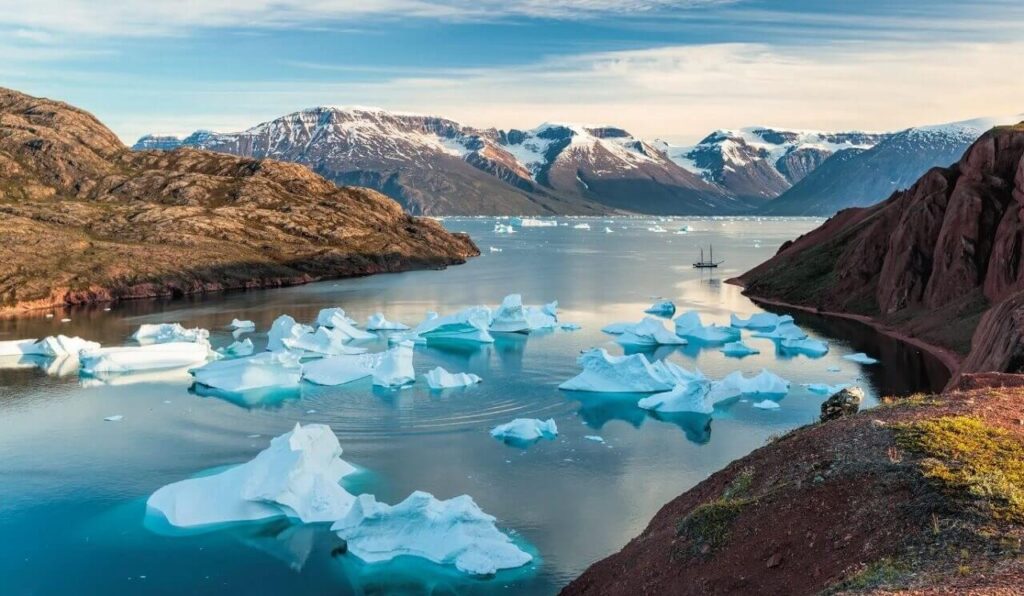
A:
[0,335,99,358]
[517,218,557,227]
[560,323,581,331]
[721,341,760,358]
[423,366,481,390]
[729,313,793,329]
[217,338,255,358]
[674,311,741,343]
[644,299,676,316]
[283,327,369,356]
[489,246,503,253]
[751,321,807,341]
[707,370,790,404]
[372,341,415,388]
[601,322,633,335]
[267,315,315,352]
[559,348,698,393]
[132,323,210,346]
[490,294,557,333]
[104,415,124,422]
[604,227,614,233]
[494,223,516,234]
[147,424,357,527]
[397,307,495,344]
[316,308,358,329]
[803,383,850,396]
[674,228,688,235]
[573,223,591,230]
[752,400,781,410]
[302,352,381,386]
[584,435,605,443]
[490,418,558,443]
[330,491,533,576]
[844,352,879,365]
[647,225,667,233]
[615,317,687,347]
[637,377,717,414]
[191,351,302,393]
[365,313,410,331]
[779,338,829,357]
[80,343,213,374]
[229,319,256,331]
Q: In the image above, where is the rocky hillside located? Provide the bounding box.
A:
[762,116,1023,215]
[738,123,1024,380]
[0,88,478,314]
[135,108,744,216]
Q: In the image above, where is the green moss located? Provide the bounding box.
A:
[832,557,911,591]
[676,467,756,555]
[895,416,1024,522]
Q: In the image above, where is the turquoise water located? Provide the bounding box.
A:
[0,217,948,595]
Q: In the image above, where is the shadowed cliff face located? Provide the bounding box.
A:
[738,124,1024,378]
[0,87,478,313]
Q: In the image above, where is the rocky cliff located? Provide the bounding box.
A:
[0,88,478,314]
[738,123,1024,380]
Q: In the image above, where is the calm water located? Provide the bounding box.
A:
[0,217,948,595]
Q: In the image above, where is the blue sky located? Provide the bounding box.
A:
[2,0,1022,143]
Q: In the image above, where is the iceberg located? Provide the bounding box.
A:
[752,400,781,410]
[490,418,558,443]
[407,306,494,343]
[147,423,357,527]
[365,313,410,331]
[267,315,314,352]
[491,294,557,333]
[644,299,676,316]
[751,321,808,341]
[601,322,633,335]
[573,223,591,230]
[489,246,502,253]
[637,376,717,414]
[218,338,255,358]
[372,341,415,387]
[804,383,850,396]
[780,338,829,357]
[844,352,879,365]
[560,323,581,331]
[729,313,793,329]
[331,491,532,576]
[132,323,210,346]
[674,311,741,343]
[615,317,687,347]
[0,339,45,356]
[302,352,382,386]
[282,327,370,356]
[80,342,213,374]
[559,348,700,393]
[229,319,256,331]
[518,218,557,227]
[1,335,100,358]
[424,366,481,389]
[708,369,790,402]
[493,223,516,234]
[721,341,760,358]
[604,227,614,233]
[191,351,302,393]
[647,225,667,233]
[316,308,358,328]
[542,300,558,319]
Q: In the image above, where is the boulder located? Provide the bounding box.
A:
[820,386,864,422]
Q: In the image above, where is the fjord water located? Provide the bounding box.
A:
[0,217,948,595]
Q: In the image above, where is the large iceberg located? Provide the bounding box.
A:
[372,341,415,387]
[721,341,760,358]
[331,491,532,576]
[637,376,717,414]
[1,335,100,358]
[282,327,369,356]
[316,308,358,328]
[490,294,557,333]
[708,369,790,402]
[490,418,558,443]
[401,307,494,344]
[191,351,302,393]
[559,348,698,393]
[844,352,879,365]
[729,313,793,329]
[615,317,687,347]
[302,353,382,386]
[132,323,210,346]
[365,313,410,331]
[267,315,314,352]
[80,342,213,374]
[424,367,481,389]
[780,338,829,357]
[147,423,357,527]
[751,321,807,341]
[674,311,741,343]
[644,299,676,316]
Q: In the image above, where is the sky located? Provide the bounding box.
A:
[2,0,1023,144]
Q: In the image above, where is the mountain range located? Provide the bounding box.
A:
[136,109,1020,216]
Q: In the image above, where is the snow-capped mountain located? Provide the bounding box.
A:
[132,108,740,216]
[656,128,887,201]
[761,114,1024,215]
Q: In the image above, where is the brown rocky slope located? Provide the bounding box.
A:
[737,123,1024,383]
[0,88,478,314]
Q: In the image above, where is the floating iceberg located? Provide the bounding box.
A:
[615,317,687,347]
[104,415,124,422]
[708,369,790,402]
[843,352,879,365]
[283,327,369,356]
[490,418,558,443]
[132,323,210,346]
[331,491,532,576]
[424,366,481,389]
[518,218,557,227]
[365,313,410,331]
[721,341,760,358]
[489,247,502,253]
[491,294,557,333]
[604,227,614,233]
[218,338,255,358]
[729,313,793,329]
[585,435,605,443]
[493,223,516,234]
[674,311,741,343]
[559,348,699,393]
[644,299,676,316]
[1,335,100,358]
[147,423,357,527]
[752,400,781,410]
[0,339,45,356]
[80,343,213,374]
[316,308,358,328]
[229,319,256,331]
[601,322,633,335]
[803,383,850,396]
[406,307,494,343]
[573,223,591,230]
[191,351,302,393]
[647,225,667,233]
[560,323,581,331]
[751,321,808,341]
[780,338,829,357]
[302,352,382,386]
[637,376,716,414]
[372,341,415,387]
[267,315,314,352]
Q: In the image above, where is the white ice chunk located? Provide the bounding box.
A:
[721,341,760,357]
[843,352,879,365]
[81,342,212,374]
[365,313,410,331]
[104,415,124,422]
[132,323,210,346]
[674,311,741,343]
[424,366,481,389]
[573,223,591,230]
[729,313,793,329]
[604,227,614,233]
[803,383,850,396]
[490,418,558,442]
[6,335,100,358]
[316,308,358,328]
[637,376,717,414]
[491,295,557,333]
[191,351,302,393]
[780,338,829,357]
[267,315,314,352]
[302,352,382,386]
[601,322,633,335]
[517,218,557,227]
[406,306,494,343]
[229,319,256,331]
[559,348,700,393]
[708,369,790,402]
[644,299,676,316]
[372,341,415,387]
[331,491,532,576]
[752,400,781,410]
[751,321,808,341]
[560,323,581,331]
[584,435,605,443]
[147,423,357,527]
[489,246,502,253]
[283,327,369,356]
[218,338,255,358]
[493,223,516,234]
[0,339,44,356]
[615,317,687,347]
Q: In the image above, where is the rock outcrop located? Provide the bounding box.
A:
[819,386,863,422]
[0,88,478,314]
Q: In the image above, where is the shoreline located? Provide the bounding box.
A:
[725,277,962,378]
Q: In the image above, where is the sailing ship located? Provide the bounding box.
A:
[692,245,724,269]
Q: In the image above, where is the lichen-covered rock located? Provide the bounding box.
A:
[820,386,864,422]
